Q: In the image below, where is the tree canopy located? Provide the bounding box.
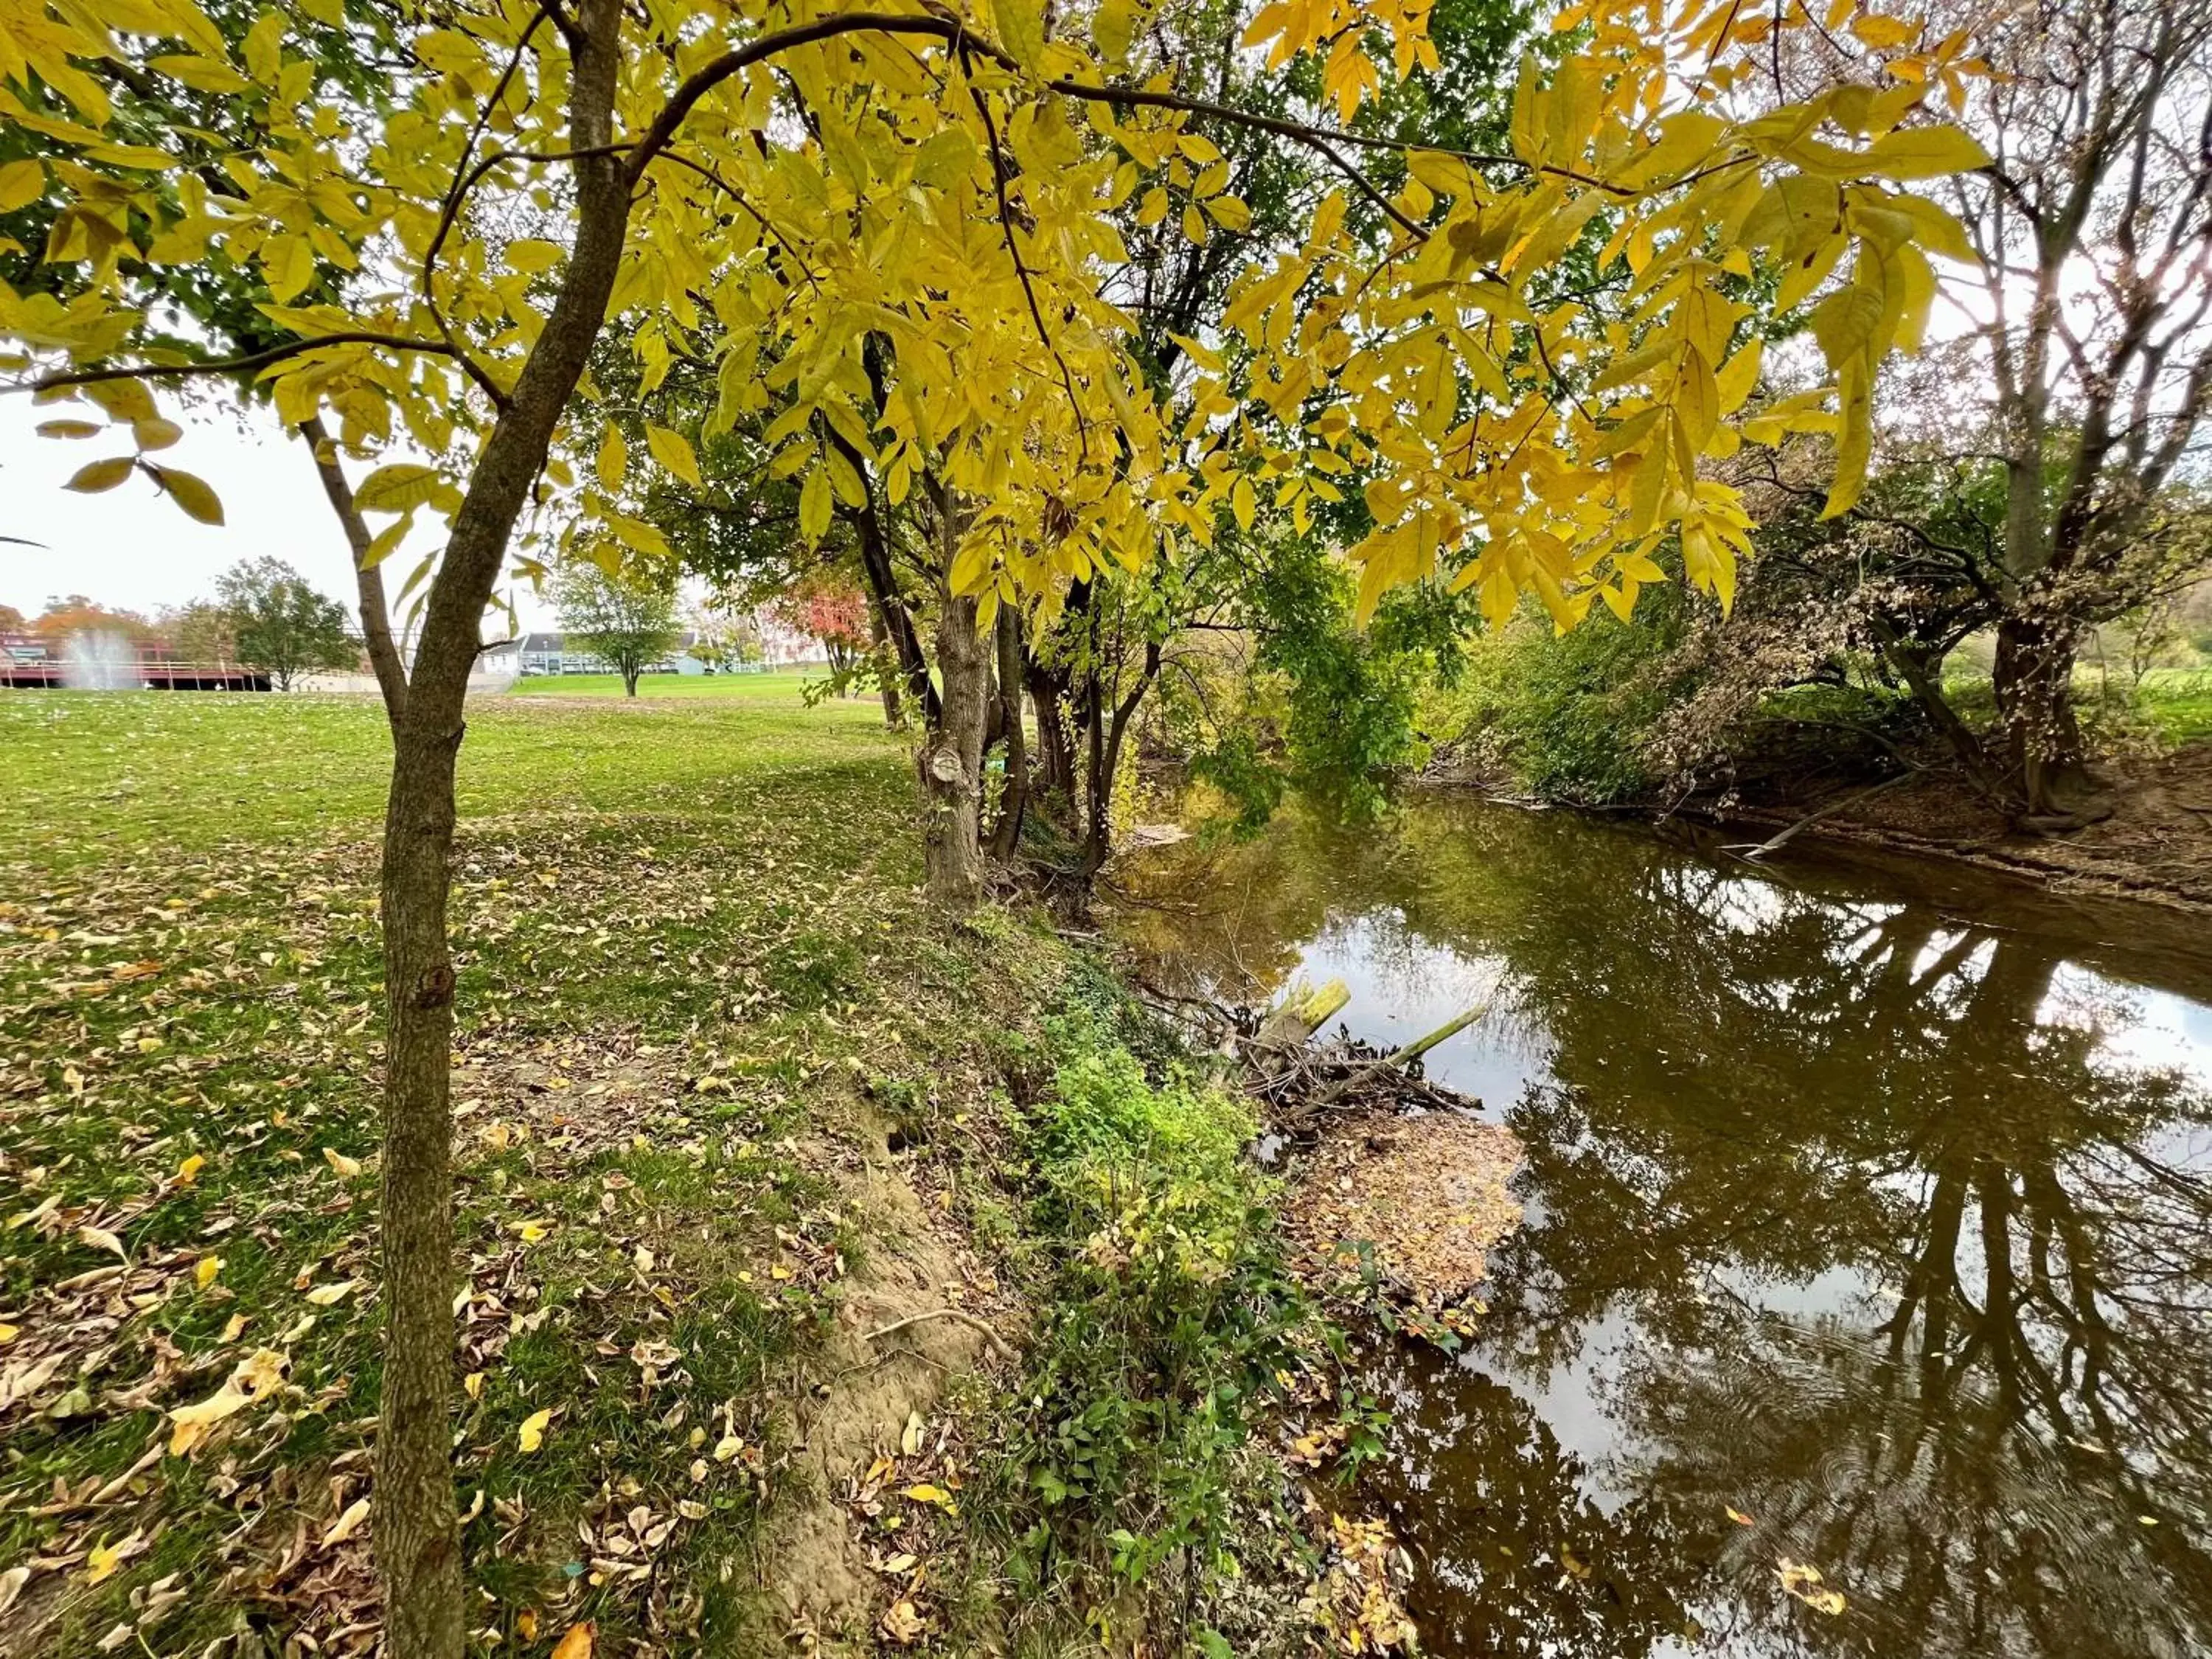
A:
[4,0,1987,636]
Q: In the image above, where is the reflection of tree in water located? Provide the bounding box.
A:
[1481,891,2212,1657]
[1119,799,2212,1658]
[1352,1343,1717,1658]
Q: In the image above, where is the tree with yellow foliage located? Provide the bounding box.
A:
[1,0,1987,1644]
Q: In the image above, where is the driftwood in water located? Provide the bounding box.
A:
[1135,975,1491,1130]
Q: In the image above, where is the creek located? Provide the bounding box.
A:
[1112,793,2212,1659]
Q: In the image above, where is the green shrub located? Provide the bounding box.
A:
[981,978,1316,1641]
[1435,593,1690,802]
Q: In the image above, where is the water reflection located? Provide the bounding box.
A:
[1113,798,2212,1658]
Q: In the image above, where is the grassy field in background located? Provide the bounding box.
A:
[508,669,865,703]
[0,685,891,875]
[0,688,1053,1655]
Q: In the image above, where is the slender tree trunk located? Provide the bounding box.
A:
[989,605,1027,862]
[1992,612,2106,822]
[369,7,630,1655]
[375,708,467,1659]
[301,414,407,724]
[623,662,641,696]
[1026,658,1073,813]
[921,588,989,908]
[866,594,904,728]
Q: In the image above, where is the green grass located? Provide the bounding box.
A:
[0,689,1045,1655]
[0,686,888,873]
[0,687,1349,1658]
[509,668,854,702]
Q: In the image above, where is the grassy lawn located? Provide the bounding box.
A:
[0,690,1043,1654]
[0,688,1354,1658]
[508,669,864,704]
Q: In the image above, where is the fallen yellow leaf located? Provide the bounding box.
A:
[0,1323,18,1344]
[305,1279,360,1307]
[515,1220,552,1244]
[550,1619,594,1659]
[323,1496,371,1547]
[517,1610,539,1640]
[175,1153,204,1186]
[1777,1558,1846,1616]
[518,1408,552,1453]
[322,1147,362,1180]
[195,1256,223,1288]
[168,1349,288,1455]
[463,1371,484,1400]
[84,1539,122,1585]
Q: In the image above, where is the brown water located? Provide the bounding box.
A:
[1111,795,2212,1659]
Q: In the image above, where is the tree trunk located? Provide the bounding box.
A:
[988,605,1028,862]
[1026,658,1074,815]
[866,594,904,728]
[1992,613,2108,824]
[375,708,467,1659]
[921,588,988,909]
[301,414,406,725]
[364,6,630,1653]
[623,664,640,696]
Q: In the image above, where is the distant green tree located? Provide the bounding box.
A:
[554,560,681,697]
[215,557,355,690]
[157,599,237,665]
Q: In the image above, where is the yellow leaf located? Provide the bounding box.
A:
[900,1483,956,1510]
[1777,1558,1846,1615]
[150,55,252,94]
[596,425,626,494]
[1181,201,1208,246]
[0,1323,18,1344]
[799,465,833,543]
[84,1539,123,1585]
[219,1313,246,1342]
[323,1147,362,1179]
[352,464,444,514]
[463,1371,484,1399]
[263,233,315,303]
[646,425,703,489]
[168,1349,287,1455]
[175,1153,205,1186]
[195,1255,223,1288]
[1860,126,1992,181]
[149,465,224,526]
[515,1220,552,1244]
[0,159,41,214]
[551,1622,594,1659]
[995,0,1047,70]
[36,419,101,439]
[322,1496,371,1546]
[1135,187,1168,227]
[518,1408,552,1453]
[1230,476,1256,532]
[65,456,135,495]
[1847,13,1916,49]
[506,237,565,274]
[305,1279,360,1307]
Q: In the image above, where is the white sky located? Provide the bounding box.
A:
[0,397,556,629]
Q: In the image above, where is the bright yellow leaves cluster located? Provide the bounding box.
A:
[0,0,1987,639]
[1192,0,1989,626]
